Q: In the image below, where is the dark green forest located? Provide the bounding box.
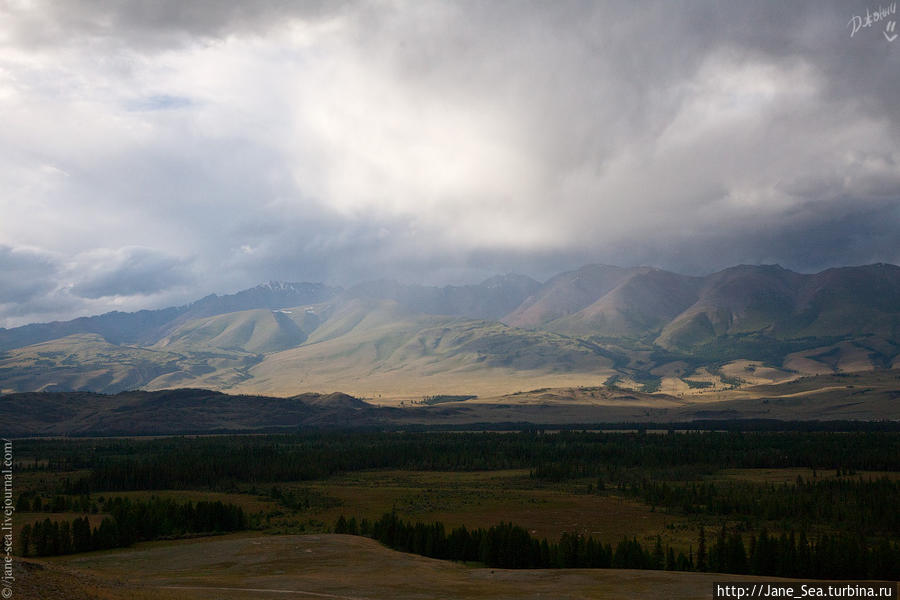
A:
[19,497,246,557]
[336,512,900,580]
[17,430,900,491]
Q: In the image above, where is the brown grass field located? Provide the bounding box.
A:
[24,466,899,563]
[714,468,900,484]
[24,533,804,600]
[13,468,696,555]
[281,470,686,548]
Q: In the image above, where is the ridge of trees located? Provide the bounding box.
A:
[15,431,899,493]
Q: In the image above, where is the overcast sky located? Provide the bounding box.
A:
[1,0,899,327]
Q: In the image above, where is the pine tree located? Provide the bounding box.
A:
[58,521,73,555]
[665,546,676,570]
[19,524,31,557]
[72,516,92,553]
[15,494,31,513]
[334,515,349,534]
[696,527,707,571]
[652,535,664,569]
[727,532,748,574]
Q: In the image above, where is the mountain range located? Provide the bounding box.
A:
[1,263,898,400]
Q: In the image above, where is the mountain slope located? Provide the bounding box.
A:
[793,263,900,338]
[656,264,900,352]
[0,307,186,352]
[154,307,321,354]
[503,265,643,328]
[0,334,186,393]
[656,265,804,349]
[0,281,341,351]
[232,298,615,397]
[548,269,702,338]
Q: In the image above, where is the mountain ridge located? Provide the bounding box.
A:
[1,263,898,399]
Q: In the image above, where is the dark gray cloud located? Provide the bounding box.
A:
[0,246,59,304]
[0,0,898,326]
[69,247,192,299]
[1,0,354,50]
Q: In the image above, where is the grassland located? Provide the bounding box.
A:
[35,533,796,600]
[264,469,687,548]
[22,463,898,567]
[13,466,687,549]
[713,467,900,484]
[14,467,714,599]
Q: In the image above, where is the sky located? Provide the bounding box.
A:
[1,0,899,327]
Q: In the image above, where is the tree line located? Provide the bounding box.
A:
[334,512,663,570]
[14,431,899,493]
[337,514,900,580]
[15,490,97,514]
[622,475,900,536]
[19,497,247,557]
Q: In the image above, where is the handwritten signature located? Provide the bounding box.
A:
[847,2,897,41]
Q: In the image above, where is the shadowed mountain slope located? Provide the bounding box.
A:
[503,265,643,328]
[548,269,703,338]
[657,264,900,351]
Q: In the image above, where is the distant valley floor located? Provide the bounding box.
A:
[3,369,898,436]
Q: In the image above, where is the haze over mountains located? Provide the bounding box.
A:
[1,263,898,399]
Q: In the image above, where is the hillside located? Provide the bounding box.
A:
[40,534,792,600]
[154,307,321,354]
[227,298,617,398]
[0,263,898,405]
[547,269,703,338]
[503,264,642,328]
[654,264,900,365]
[0,388,388,436]
[0,281,340,351]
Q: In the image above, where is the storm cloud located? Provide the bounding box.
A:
[1,0,898,327]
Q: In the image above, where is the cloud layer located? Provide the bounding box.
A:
[1,0,898,327]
